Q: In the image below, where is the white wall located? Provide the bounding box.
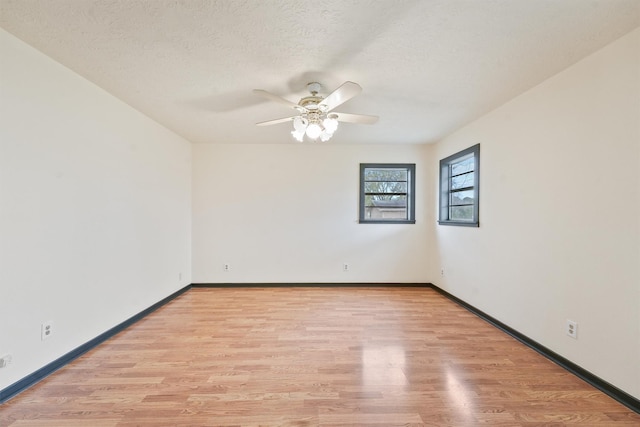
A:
[431,28,640,398]
[0,29,192,390]
[192,143,431,283]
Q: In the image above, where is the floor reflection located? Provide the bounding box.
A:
[446,365,475,420]
[361,345,408,386]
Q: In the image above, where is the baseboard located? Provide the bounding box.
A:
[191,282,431,288]
[430,284,640,414]
[0,284,191,404]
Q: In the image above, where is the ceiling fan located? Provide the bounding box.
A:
[253,81,378,142]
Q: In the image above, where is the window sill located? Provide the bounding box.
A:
[438,220,479,227]
[360,220,416,224]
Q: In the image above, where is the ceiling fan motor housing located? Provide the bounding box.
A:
[306,82,322,95]
[299,96,324,111]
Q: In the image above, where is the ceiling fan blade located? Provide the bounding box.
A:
[252,89,300,109]
[319,81,362,112]
[256,116,296,126]
[333,112,379,124]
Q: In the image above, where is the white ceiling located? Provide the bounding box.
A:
[1,0,638,145]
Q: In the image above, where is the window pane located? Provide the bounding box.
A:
[451,172,474,190]
[364,168,407,181]
[451,157,474,176]
[450,190,474,206]
[364,195,407,220]
[449,206,474,221]
[364,206,408,220]
[370,195,407,206]
[364,181,408,193]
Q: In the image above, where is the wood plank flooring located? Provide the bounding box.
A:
[1,287,638,426]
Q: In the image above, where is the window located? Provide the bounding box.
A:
[439,144,480,227]
[359,163,415,224]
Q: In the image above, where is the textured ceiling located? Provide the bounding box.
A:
[1,0,639,145]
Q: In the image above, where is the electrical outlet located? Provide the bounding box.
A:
[566,320,578,339]
[343,263,349,272]
[441,269,445,277]
[41,321,54,341]
[0,354,12,368]
[224,263,230,272]
[178,272,182,281]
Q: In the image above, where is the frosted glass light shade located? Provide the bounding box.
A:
[293,116,308,132]
[323,117,338,134]
[291,129,305,142]
[306,123,322,139]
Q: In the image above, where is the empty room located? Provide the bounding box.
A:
[0,0,639,425]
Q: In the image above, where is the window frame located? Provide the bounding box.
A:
[359,163,416,224]
[438,144,480,227]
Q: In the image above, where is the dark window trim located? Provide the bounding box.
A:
[438,144,480,227]
[359,163,416,224]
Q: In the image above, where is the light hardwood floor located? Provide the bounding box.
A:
[1,287,638,426]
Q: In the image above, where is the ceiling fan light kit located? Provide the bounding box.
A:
[254,81,378,142]
[291,112,339,142]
